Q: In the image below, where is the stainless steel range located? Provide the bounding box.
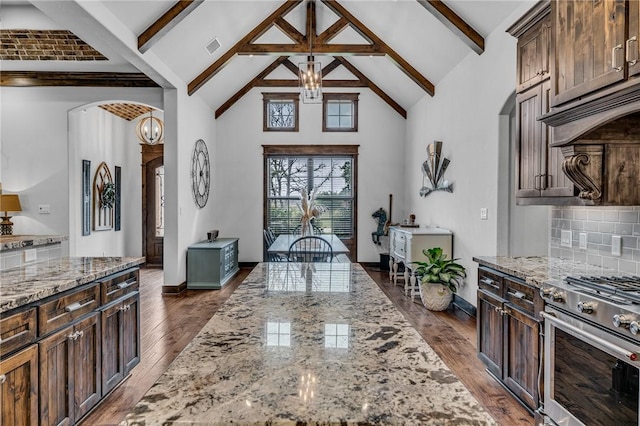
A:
[540,275,640,426]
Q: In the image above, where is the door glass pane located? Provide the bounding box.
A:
[155,165,164,237]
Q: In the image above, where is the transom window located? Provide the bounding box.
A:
[263,92,299,132]
[322,93,359,132]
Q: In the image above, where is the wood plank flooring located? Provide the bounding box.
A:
[82,264,532,426]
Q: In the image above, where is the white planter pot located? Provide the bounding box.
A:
[419,282,453,311]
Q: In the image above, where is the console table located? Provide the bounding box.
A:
[187,238,239,289]
[389,227,453,299]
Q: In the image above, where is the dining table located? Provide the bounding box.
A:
[267,234,350,257]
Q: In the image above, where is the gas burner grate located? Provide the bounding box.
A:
[566,275,640,303]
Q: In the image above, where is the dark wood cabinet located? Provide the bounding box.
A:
[629,0,640,78]
[516,10,551,93]
[0,345,39,426]
[101,291,140,395]
[476,266,542,412]
[551,0,629,107]
[39,312,101,426]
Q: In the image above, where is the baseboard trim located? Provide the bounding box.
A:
[239,261,259,268]
[453,294,476,317]
[162,281,187,296]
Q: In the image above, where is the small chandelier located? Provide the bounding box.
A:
[136,109,164,145]
[299,55,322,103]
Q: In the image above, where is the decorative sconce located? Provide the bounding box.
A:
[299,56,322,104]
[0,194,22,235]
[136,109,164,145]
[419,141,453,197]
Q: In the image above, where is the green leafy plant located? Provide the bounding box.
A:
[100,182,116,209]
[412,247,466,293]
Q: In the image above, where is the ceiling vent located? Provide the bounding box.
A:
[205,37,221,55]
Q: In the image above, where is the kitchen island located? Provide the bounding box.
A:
[123,262,496,425]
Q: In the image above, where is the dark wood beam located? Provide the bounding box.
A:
[282,58,342,77]
[336,57,406,118]
[316,17,349,44]
[258,79,366,87]
[138,0,204,53]
[306,0,317,48]
[188,0,302,95]
[321,0,434,96]
[215,56,289,118]
[415,0,484,54]
[0,71,159,87]
[274,17,305,44]
[237,43,384,55]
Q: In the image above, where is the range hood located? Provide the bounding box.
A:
[540,81,640,205]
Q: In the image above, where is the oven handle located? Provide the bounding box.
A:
[541,311,639,362]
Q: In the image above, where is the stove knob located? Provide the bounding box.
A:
[631,322,640,335]
[577,301,595,314]
[551,292,564,303]
[613,314,631,328]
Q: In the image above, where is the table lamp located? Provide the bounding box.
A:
[0,194,22,235]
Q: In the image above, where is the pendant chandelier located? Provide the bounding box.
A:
[136,109,164,145]
[299,36,322,104]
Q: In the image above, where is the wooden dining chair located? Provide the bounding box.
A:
[288,236,333,263]
[264,228,285,261]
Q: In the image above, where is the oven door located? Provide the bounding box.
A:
[542,307,640,426]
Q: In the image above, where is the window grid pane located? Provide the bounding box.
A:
[268,101,295,128]
[326,100,354,129]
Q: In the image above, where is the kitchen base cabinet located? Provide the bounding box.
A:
[0,344,38,426]
[39,312,101,426]
[476,266,542,413]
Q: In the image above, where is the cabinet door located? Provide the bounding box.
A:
[629,0,640,77]
[73,313,101,420]
[515,85,544,198]
[477,289,504,379]
[552,0,627,106]
[503,305,540,411]
[516,14,551,93]
[0,345,38,426]
[101,301,124,395]
[40,325,74,426]
[122,293,141,375]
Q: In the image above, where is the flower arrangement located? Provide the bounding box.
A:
[298,187,324,235]
[100,182,116,209]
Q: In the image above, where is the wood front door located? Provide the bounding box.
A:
[142,145,164,266]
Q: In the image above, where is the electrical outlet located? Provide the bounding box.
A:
[23,249,37,263]
[612,235,622,256]
[579,232,587,250]
[561,230,572,248]
[38,205,50,214]
[480,208,488,220]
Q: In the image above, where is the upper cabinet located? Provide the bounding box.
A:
[551,0,632,107]
[629,0,640,78]
[516,11,551,93]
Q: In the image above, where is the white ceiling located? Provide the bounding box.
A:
[1,0,526,114]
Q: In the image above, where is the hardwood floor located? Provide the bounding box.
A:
[83,264,532,426]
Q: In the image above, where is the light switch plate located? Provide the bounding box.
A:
[480,208,488,220]
[38,205,50,214]
[612,235,622,256]
[561,230,572,248]
[579,233,587,250]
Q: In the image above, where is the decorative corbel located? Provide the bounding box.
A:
[561,145,603,201]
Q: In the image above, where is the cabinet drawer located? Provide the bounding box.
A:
[504,277,536,316]
[39,284,100,336]
[0,308,37,357]
[98,268,139,305]
[478,267,503,296]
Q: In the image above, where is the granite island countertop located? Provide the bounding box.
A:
[122,262,497,425]
[0,234,68,251]
[473,255,623,288]
[0,256,145,313]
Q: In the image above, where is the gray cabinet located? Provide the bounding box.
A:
[187,238,239,289]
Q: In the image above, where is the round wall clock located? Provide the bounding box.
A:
[191,139,210,208]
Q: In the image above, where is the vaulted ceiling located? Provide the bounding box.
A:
[0,0,525,119]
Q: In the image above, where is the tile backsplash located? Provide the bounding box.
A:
[550,206,640,274]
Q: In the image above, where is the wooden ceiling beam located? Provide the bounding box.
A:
[215,56,289,119]
[336,57,406,118]
[237,43,383,55]
[321,0,434,96]
[0,71,159,87]
[415,0,484,54]
[258,79,366,87]
[316,17,349,44]
[188,0,302,95]
[138,0,204,53]
[274,17,305,44]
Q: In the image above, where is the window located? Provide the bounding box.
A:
[263,92,299,131]
[322,93,359,132]
[263,145,359,259]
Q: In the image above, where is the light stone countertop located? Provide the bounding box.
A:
[0,256,145,313]
[122,262,497,425]
[473,255,624,288]
[0,234,68,251]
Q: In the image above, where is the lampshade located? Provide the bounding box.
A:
[299,56,322,104]
[0,194,22,213]
[136,111,164,145]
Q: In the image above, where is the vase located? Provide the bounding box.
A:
[300,218,313,236]
[419,282,453,311]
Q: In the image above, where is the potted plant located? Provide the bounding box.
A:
[412,247,466,311]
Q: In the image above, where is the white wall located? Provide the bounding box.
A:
[404,2,539,306]
[215,88,406,262]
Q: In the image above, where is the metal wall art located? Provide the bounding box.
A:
[82,160,91,236]
[419,141,453,197]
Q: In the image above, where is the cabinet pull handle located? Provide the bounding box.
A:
[68,331,78,341]
[627,37,638,66]
[0,374,6,384]
[121,304,131,312]
[511,290,527,299]
[65,300,94,313]
[612,44,623,71]
[480,277,495,286]
[118,278,137,289]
